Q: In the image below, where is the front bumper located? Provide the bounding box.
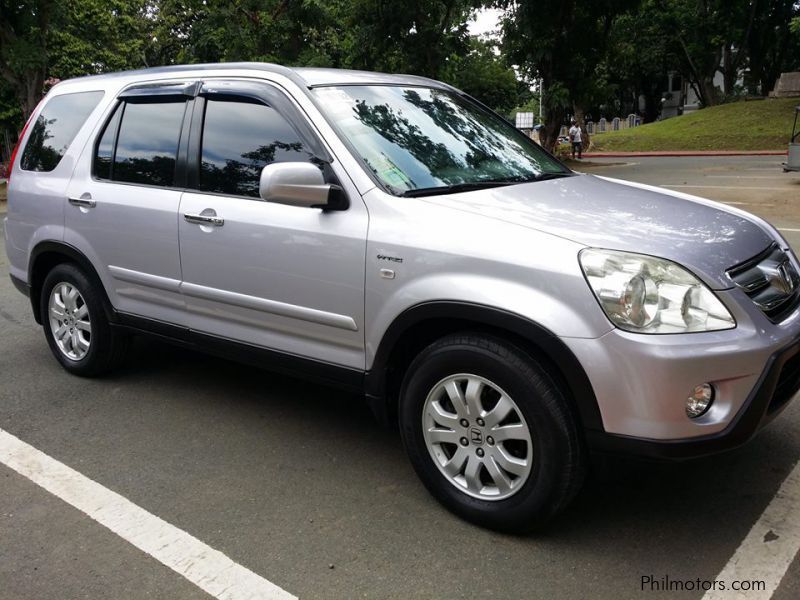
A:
[566,284,800,460]
[585,334,800,459]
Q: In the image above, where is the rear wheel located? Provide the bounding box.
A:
[399,333,585,532]
[40,263,129,376]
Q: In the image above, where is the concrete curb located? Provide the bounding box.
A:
[583,150,788,158]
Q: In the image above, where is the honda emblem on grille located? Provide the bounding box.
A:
[764,260,797,295]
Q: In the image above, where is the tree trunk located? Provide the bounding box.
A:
[20,70,45,119]
[722,44,736,96]
[540,107,566,153]
[698,74,720,107]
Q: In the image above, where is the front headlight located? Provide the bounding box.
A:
[579,249,735,334]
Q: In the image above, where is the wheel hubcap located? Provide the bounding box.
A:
[422,373,533,501]
[48,282,91,361]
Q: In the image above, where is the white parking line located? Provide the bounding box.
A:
[779,228,800,233]
[0,427,296,600]
[703,460,800,599]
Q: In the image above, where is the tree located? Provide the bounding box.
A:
[0,0,153,124]
[439,37,525,114]
[0,0,56,118]
[745,0,800,95]
[499,0,638,150]
[50,0,152,79]
[651,0,761,106]
[603,3,677,121]
[347,0,482,78]
[150,0,356,67]
[150,1,519,112]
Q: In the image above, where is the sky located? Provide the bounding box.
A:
[468,8,504,38]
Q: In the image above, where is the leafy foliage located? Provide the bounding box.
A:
[439,37,525,114]
[499,0,638,148]
[1,0,799,154]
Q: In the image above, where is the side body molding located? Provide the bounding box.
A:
[180,281,358,331]
[107,265,359,332]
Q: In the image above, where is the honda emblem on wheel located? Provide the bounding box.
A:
[470,428,483,445]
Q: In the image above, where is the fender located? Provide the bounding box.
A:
[364,301,604,432]
[28,240,115,325]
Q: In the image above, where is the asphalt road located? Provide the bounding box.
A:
[2,157,800,599]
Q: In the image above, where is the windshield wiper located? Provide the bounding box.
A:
[530,172,573,181]
[400,181,519,198]
[399,173,574,197]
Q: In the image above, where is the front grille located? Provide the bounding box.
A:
[727,244,800,322]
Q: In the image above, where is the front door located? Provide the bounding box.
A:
[177,84,367,369]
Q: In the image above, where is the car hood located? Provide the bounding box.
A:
[424,174,774,289]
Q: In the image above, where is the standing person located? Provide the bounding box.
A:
[568,119,583,159]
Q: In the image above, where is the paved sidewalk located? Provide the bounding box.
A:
[584,149,787,158]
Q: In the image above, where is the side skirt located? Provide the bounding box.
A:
[111,312,365,394]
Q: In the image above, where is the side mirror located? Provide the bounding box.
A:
[258,162,345,210]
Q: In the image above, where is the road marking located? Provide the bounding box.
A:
[0,427,296,600]
[706,175,788,180]
[779,228,800,233]
[663,184,791,191]
[703,460,800,600]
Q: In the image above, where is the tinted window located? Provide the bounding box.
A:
[199,99,312,197]
[20,91,104,172]
[94,104,122,180]
[114,101,186,186]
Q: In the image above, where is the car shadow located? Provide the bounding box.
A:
[112,335,799,545]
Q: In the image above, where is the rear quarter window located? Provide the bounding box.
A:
[20,91,104,172]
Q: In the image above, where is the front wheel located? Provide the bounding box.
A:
[399,333,585,532]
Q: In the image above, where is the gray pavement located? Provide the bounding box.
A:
[0,466,202,600]
[1,157,800,599]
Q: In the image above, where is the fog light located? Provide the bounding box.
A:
[686,383,714,418]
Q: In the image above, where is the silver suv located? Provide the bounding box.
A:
[5,63,800,531]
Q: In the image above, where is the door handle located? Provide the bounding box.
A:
[184,213,224,226]
[68,196,96,208]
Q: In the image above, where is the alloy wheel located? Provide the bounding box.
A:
[48,282,92,361]
[422,373,533,501]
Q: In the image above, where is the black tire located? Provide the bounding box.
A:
[399,333,585,532]
[40,263,130,377]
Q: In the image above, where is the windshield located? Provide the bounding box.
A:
[312,85,569,196]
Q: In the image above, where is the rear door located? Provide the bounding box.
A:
[65,84,193,324]
[177,80,368,369]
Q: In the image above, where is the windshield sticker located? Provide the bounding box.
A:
[371,153,411,188]
[381,166,410,188]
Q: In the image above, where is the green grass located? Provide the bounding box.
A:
[590,97,798,152]
[0,182,6,202]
